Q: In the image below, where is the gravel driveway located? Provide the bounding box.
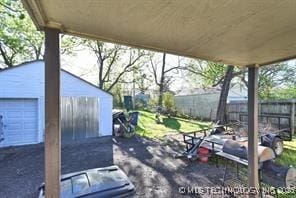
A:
[0,136,228,198]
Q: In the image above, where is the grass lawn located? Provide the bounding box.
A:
[135,112,295,197]
[274,137,296,198]
[276,136,296,167]
[135,110,210,139]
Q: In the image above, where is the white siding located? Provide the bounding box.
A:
[99,98,113,136]
[0,61,113,144]
[228,84,248,102]
[61,71,111,99]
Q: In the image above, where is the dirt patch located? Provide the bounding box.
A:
[0,136,230,198]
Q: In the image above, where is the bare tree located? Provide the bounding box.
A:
[149,52,183,106]
[84,40,146,91]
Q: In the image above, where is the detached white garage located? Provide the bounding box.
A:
[0,60,113,147]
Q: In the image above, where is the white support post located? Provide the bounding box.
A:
[248,66,259,198]
[44,28,61,198]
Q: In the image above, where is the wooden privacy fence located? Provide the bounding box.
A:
[227,100,295,135]
[61,97,99,141]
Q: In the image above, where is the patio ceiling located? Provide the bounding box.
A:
[22,0,296,67]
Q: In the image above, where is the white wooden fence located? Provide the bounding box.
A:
[174,92,220,120]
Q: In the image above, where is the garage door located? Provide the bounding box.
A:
[0,99,38,147]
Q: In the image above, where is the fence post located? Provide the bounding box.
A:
[291,101,295,136]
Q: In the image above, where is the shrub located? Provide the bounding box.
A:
[135,99,145,110]
[148,97,158,111]
[163,92,175,112]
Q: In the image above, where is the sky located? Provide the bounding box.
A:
[61,49,98,84]
[61,45,296,94]
[60,46,191,92]
[56,34,296,95]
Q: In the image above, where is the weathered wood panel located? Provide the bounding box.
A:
[61,97,99,141]
[227,100,296,135]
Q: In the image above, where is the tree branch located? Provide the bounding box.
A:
[212,76,225,87]
[0,44,13,67]
[149,56,160,86]
[102,48,119,82]
[164,66,182,74]
[106,51,144,91]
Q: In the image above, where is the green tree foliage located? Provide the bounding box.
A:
[266,86,296,100]
[259,63,296,99]
[0,0,77,68]
[201,62,227,87]
[0,0,44,67]
[185,59,296,100]
[185,59,245,87]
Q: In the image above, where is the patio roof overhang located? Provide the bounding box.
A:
[22,0,296,66]
[21,1,296,198]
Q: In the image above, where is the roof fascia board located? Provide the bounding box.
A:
[21,1,296,67]
[22,0,47,30]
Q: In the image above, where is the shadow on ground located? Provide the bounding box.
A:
[0,135,229,198]
[163,118,181,130]
[113,136,226,197]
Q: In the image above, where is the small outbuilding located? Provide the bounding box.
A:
[0,60,113,147]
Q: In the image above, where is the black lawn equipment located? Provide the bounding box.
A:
[112,110,138,138]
